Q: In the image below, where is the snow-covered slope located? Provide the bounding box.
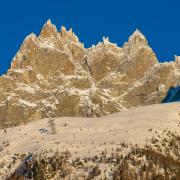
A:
[0,20,179,128]
[0,103,179,178]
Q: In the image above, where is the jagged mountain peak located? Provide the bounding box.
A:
[38,19,80,44]
[39,19,58,38]
[24,33,37,41]
[130,28,147,41]
[46,19,53,26]
[123,29,148,48]
[0,21,179,128]
[122,29,153,59]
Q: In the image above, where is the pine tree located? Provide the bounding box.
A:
[48,118,57,134]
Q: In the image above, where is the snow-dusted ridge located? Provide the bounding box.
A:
[0,19,179,128]
[0,103,179,178]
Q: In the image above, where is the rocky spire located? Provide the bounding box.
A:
[123,29,149,56]
[39,19,58,38]
[129,29,147,42]
[60,26,79,43]
[124,29,147,47]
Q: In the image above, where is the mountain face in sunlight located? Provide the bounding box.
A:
[0,20,179,128]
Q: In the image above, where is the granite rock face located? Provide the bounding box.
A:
[0,20,179,128]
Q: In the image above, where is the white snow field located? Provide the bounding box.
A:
[0,102,179,178]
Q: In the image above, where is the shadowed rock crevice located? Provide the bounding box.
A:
[163,86,180,102]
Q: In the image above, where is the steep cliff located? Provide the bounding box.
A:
[0,20,179,128]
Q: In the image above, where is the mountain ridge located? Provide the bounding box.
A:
[0,19,179,128]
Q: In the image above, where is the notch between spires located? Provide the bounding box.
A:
[60,26,74,36]
[60,26,80,43]
[102,37,110,44]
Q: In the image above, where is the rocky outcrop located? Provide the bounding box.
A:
[0,20,179,128]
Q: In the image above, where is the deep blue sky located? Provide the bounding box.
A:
[0,0,180,75]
